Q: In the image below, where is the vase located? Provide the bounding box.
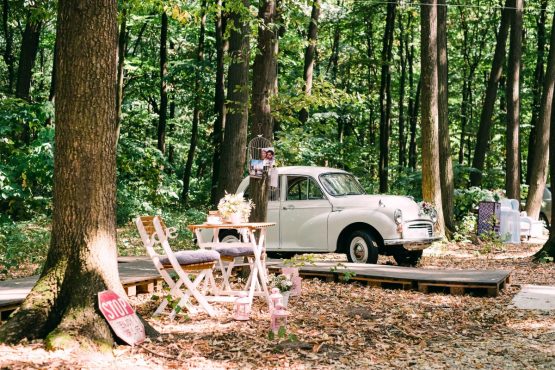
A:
[229,212,242,224]
[281,291,290,308]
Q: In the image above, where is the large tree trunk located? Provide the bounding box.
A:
[157,12,168,155]
[182,1,207,206]
[210,0,227,206]
[437,0,454,236]
[526,0,548,184]
[115,5,128,144]
[470,0,511,187]
[379,1,396,193]
[250,0,278,222]
[505,0,522,200]
[2,0,14,93]
[420,0,445,236]
[0,0,125,348]
[525,12,555,219]
[299,0,320,124]
[216,0,250,200]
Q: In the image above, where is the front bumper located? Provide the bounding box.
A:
[384,236,443,250]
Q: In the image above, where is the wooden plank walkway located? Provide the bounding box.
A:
[270,261,511,297]
[0,257,163,322]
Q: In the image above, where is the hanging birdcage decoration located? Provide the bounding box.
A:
[247,135,275,179]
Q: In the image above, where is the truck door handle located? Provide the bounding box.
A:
[282,205,295,210]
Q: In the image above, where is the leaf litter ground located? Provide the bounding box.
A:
[1,242,554,369]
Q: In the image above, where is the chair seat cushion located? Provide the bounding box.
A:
[214,243,255,257]
[159,249,220,266]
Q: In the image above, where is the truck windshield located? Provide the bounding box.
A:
[319,173,365,196]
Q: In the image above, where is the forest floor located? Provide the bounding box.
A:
[1,241,555,369]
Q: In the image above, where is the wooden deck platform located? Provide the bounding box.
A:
[0,257,163,322]
[270,261,511,297]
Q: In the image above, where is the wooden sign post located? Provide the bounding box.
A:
[98,290,145,346]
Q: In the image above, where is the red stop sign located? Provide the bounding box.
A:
[98,290,145,346]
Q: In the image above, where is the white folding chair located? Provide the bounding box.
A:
[135,216,220,318]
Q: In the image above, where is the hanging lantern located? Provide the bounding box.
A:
[269,287,283,311]
[270,303,289,334]
[233,291,251,321]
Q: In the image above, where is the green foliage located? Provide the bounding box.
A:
[453,187,504,222]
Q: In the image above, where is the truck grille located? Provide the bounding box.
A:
[407,223,433,237]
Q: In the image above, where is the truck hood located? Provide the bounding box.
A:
[331,194,423,220]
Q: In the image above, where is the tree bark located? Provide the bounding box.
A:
[398,10,407,169]
[210,0,227,206]
[437,0,454,236]
[470,0,511,186]
[299,0,320,124]
[408,78,421,170]
[0,0,126,347]
[250,0,278,222]
[526,0,548,184]
[182,1,207,206]
[216,0,250,200]
[379,1,396,193]
[2,0,14,93]
[157,12,168,155]
[420,0,445,236]
[525,12,555,219]
[505,0,522,200]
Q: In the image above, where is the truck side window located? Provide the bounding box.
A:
[287,176,324,200]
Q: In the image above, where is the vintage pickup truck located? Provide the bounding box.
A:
[211,166,442,265]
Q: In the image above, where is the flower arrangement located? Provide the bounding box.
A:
[217,192,255,221]
[418,201,436,218]
[268,273,293,292]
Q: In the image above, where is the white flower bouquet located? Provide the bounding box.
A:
[217,192,255,222]
[269,273,293,292]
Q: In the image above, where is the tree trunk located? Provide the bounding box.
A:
[2,0,14,93]
[210,0,227,206]
[398,10,407,169]
[157,12,168,155]
[250,0,278,222]
[216,0,250,200]
[299,0,320,124]
[437,0,454,236]
[470,0,511,187]
[525,12,555,219]
[420,0,445,236]
[115,5,128,144]
[408,78,421,170]
[505,0,522,200]
[16,10,43,144]
[379,1,396,193]
[526,0,548,184]
[327,23,340,82]
[182,1,207,206]
[0,0,126,348]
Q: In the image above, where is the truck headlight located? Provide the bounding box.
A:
[394,209,403,225]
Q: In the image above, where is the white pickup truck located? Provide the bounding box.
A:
[210,166,442,265]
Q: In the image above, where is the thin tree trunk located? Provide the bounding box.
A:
[526,0,548,184]
[2,0,14,93]
[115,6,128,144]
[299,0,320,124]
[470,0,511,187]
[365,14,376,147]
[420,0,445,236]
[437,0,454,235]
[0,0,127,347]
[525,12,555,219]
[182,1,207,206]
[379,1,396,193]
[408,79,421,170]
[210,0,227,206]
[216,0,250,200]
[250,0,278,222]
[327,22,340,82]
[398,10,407,169]
[157,12,168,154]
[505,0,522,200]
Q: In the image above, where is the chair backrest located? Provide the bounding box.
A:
[510,199,520,211]
[500,199,512,210]
[135,216,175,269]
